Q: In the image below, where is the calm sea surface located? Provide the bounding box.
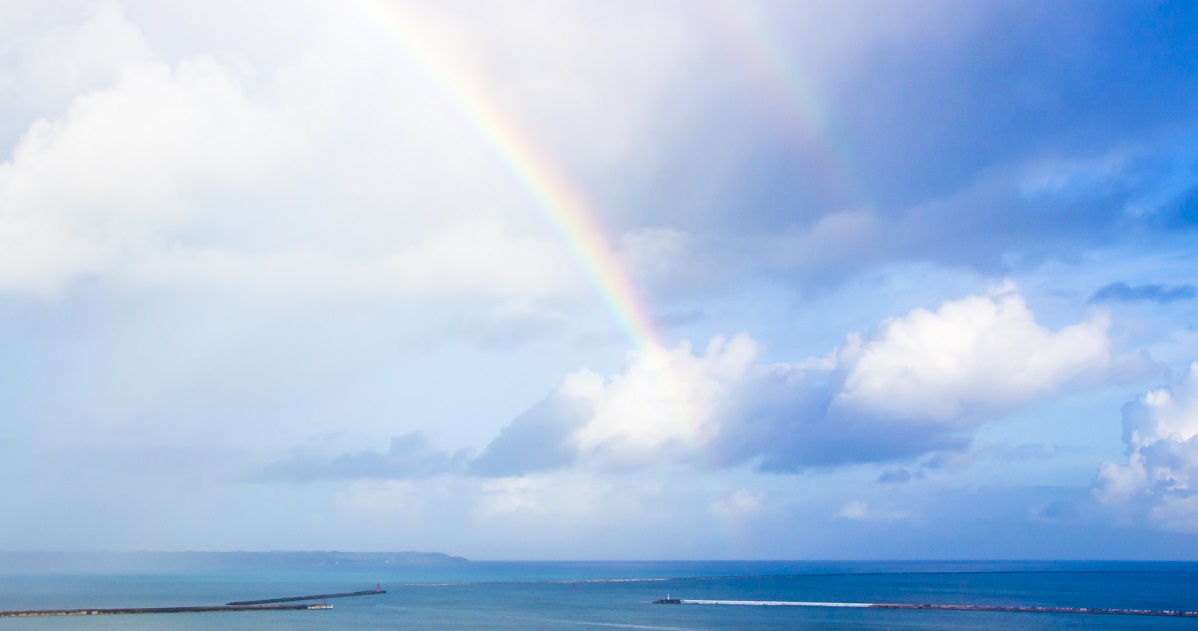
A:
[1,558,1196,630]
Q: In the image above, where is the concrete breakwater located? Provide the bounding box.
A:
[0,604,329,617]
[659,599,1198,618]
[0,585,383,617]
[228,587,386,605]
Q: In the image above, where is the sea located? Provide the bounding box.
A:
[0,555,1196,630]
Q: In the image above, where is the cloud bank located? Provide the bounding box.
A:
[1096,363,1198,532]
[0,3,299,294]
[257,432,471,483]
[471,284,1115,475]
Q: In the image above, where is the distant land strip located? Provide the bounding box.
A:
[668,599,1198,618]
[0,604,328,617]
[227,588,386,605]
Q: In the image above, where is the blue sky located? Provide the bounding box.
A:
[1,0,1198,559]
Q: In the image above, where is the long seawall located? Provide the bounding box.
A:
[0,604,329,617]
[664,600,1198,618]
[227,588,386,605]
[0,585,384,617]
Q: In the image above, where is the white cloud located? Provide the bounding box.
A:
[474,472,648,522]
[0,1,715,312]
[834,282,1112,424]
[836,499,869,520]
[710,488,764,518]
[13,1,155,109]
[1096,363,1198,532]
[834,499,912,522]
[568,334,759,468]
[475,283,1119,473]
[0,5,297,294]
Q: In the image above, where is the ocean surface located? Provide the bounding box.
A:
[0,556,1196,630]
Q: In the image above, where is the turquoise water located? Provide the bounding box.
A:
[1,559,1196,630]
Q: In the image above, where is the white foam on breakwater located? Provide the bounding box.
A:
[680,600,872,608]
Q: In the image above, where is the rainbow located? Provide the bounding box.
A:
[349,0,664,356]
[345,1,738,460]
[702,1,871,208]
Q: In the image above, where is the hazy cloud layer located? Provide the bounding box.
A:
[257,432,470,482]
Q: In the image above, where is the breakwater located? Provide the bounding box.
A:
[0,603,330,617]
[659,599,1198,618]
[228,587,386,605]
[0,585,384,617]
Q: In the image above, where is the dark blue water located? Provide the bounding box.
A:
[1,559,1196,630]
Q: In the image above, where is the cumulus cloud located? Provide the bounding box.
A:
[833,281,1111,423]
[475,333,759,473]
[11,1,155,109]
[475,284,1118,474]
[1095,363,1198,532]
[0,4,298,294]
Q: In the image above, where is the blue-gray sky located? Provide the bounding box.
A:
[2,0,1198,559]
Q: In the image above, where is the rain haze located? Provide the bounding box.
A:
[2,0,1198,560]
